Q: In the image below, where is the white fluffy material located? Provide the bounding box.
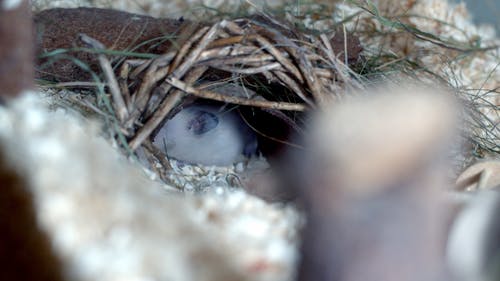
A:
[0,93,300,281]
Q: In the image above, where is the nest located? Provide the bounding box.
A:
[35,5,497,186]
[60,15,362,183]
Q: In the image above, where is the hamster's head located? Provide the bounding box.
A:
[153,104,257,166]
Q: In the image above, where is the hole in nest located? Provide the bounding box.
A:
[149,88,300,167]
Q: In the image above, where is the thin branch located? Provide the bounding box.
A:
[167,77,308,111]
[79,33,129,122]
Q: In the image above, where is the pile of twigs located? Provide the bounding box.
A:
[79,16,359,178]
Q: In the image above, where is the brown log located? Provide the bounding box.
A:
[34,7,202,82]
[34,8,362,84]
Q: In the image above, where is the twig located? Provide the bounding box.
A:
[198,45,261,60]
[128,66,208,150]
[273,70,315,106]
[79,33,129,122]
[127,53,175,123]
[167,77,307,111]
[142,140,172,171]
[211,62,282,74]
[252,34,304,84]
[118,61,131,108]
[199,53,276,66]
[169,26,210,72]
[51,81,106,88]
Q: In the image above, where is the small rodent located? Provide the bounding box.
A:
[153,103,258,166]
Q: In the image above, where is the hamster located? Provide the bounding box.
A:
[153,103,258,166]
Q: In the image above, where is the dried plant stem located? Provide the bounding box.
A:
[98,55,128,122]
[112,17,359,156]
[167,77,307,111]
[128,66,208,150]
[129,90,183,150]
[79,33,129,122]
[142,140,172,171]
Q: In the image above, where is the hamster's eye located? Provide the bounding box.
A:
[187,111,219,135]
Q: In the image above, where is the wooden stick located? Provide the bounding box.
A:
[167,77,307,111]
[79,33,129,122]
[128,66,208,150]
[0,0,33,99]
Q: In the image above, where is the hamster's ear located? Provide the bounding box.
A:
[188,111,219,135]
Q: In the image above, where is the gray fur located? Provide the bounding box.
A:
[153,103,257,166]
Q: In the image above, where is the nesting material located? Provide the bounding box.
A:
[34,7,363,184]
[32,0,499,174]
[333,0,499,158]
